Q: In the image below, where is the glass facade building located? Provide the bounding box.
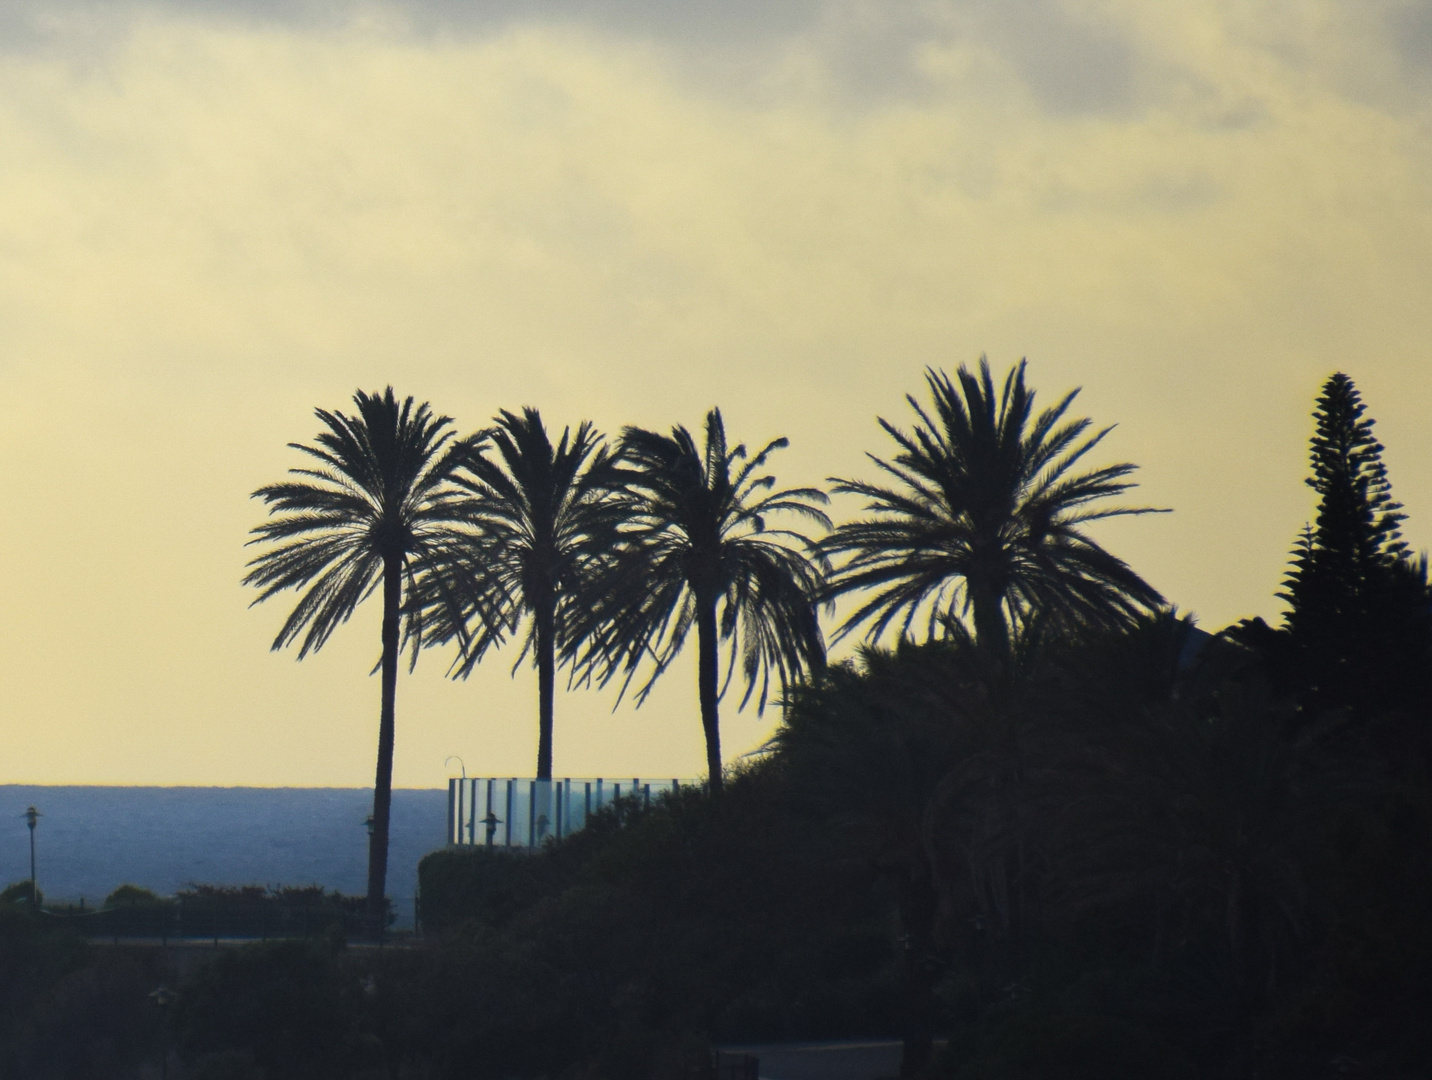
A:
[445,777,693,850]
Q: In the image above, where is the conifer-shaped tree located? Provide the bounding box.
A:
[1278,373,1429,712]
[1282,375,1405,623]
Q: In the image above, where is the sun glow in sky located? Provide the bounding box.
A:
[1,0,1430,786]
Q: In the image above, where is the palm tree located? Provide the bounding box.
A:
[823,358,1165,655]
[578,409,830,796]
[413,408,625,780]
[244,388,472,931]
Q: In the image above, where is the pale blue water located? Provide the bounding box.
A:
[0,786,448,928]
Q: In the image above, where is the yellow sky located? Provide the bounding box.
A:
[1,0,1430,786]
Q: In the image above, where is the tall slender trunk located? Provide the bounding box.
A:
[366,552,401,936]
[696,595,722,798]
[535,586,556,782]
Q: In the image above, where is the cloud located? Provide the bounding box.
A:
[25,1,1419,136]
[938,0,1139,114]
[1386,0,1432,83]
[0,2,1430,784]
[0,0,1154,115]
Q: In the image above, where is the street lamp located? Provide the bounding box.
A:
[362,815,382,943]
[22,807,40,907]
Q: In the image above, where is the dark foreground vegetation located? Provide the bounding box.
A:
[3,368,1428,1078]
[26,885,377,941]
[4,608,1429,1080]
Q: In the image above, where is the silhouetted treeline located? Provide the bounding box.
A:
[401,609,1428,1077]
[243,358,1163,922]
[3,368,1428,1078]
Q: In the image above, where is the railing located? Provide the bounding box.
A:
[446,777,694,849]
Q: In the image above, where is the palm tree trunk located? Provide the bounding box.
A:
[366,552,401,936]
[969,579,1010,659]
[535,588,556,782]
[696,595,723,797]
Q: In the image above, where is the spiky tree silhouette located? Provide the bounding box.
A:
[577,409,830,796]
[824,358,1165,655]
[244,388,472,930]
[1276,372,1430,711]
[414,408,625,780]
[1284,373,1408,617]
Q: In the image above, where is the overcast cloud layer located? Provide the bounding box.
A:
[1,0,1430,786]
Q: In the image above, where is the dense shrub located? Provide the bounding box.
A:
[171,937,378,1080]
[174,884,376,939]
[0,905,165,1078]
[0,880,42,906]
[104,884,161,908]
[408,769,900,1076]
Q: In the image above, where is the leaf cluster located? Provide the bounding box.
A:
[572,408,832,714]
[247,364,1166,721]
[823,359,1165,652]
[243,388,474,661]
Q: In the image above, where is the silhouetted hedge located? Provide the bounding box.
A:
[32,883,383,941]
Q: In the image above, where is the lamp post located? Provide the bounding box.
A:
[22,807,40,907]
[363,815,381,943]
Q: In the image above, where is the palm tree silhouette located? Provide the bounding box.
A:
[578,409,830,795]
[413,408,625,780]
[244,388,472,930]
[824,358,1165,655]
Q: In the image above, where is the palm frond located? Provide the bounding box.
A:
[245,387,476,658]
[575,407,829,717]
[824,359,1165,650]
[406,408,626,683]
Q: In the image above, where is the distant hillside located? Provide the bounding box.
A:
[0,786,447,928]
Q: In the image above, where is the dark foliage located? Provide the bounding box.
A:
[775,603,1431,1079]
[776,635,998,1075]
[10,371,1427,1078]
[0,907,165,1079]
[408,770,900,1077]
[1,880,41,906]
[170,938,378,1080]
[103,884,160,907]
[822,359,1165,654]
[244,387,477,928]
[20,884,377,951]
[1234,373,1432,722]
[418,844,566,936]
[575,409,830,793]
[4,606,1430,1077]
[412,407,627,780]
[171,884,377,939]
